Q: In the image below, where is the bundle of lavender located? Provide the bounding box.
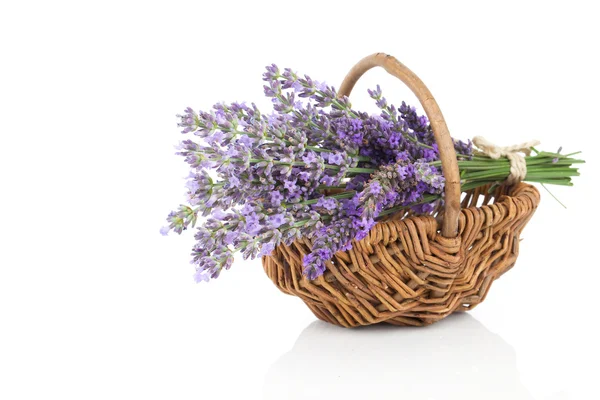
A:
[162,65,583,282]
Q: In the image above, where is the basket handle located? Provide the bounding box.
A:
[338,53,461,238]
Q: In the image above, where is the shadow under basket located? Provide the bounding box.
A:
[261,53,541,327]
[263,183,540,327]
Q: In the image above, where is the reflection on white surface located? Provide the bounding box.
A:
[264,313,537,399]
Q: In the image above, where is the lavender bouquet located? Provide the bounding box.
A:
[162,65,582,282]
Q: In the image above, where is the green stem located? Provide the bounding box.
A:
[284,191,356,208]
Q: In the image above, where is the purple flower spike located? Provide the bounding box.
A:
[193,269,211,283]
[165,63,473,282]
[269,213,286,228]
[369,181,382,195]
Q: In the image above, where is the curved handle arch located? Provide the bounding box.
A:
[338,53,461,237]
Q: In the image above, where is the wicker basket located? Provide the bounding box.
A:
[262,53,540,327]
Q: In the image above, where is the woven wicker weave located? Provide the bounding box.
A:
[262,53,540,327]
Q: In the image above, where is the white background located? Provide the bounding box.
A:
[1,1,599,399]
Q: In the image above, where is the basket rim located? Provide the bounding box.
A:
[353,182,538,246]
[265,182,540,284]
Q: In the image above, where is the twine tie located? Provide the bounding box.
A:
[472,136,540,185]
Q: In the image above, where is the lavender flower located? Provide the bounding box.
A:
[164,63,473,282]
[552,146,563,163]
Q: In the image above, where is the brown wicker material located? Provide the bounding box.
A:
[262,53,540,327]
